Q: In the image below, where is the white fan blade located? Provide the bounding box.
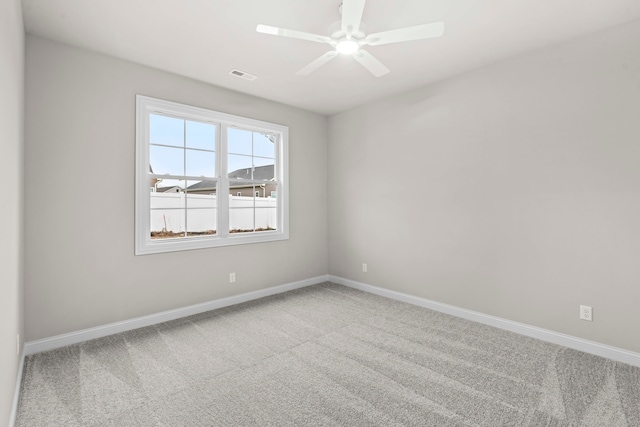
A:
[296,51,339,75]
[353,50,389,77]
[364,22,444,46]
[341,0,366,35]
[257,24,332,44]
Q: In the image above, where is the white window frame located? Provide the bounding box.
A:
[135,95,289,255]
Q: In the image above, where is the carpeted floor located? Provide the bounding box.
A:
[15,282,640,426]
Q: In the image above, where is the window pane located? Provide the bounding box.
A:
[150,145,184,176]
[228,180,278,233]
[254,132,275,159]
[228,128,252,155]
[228,154,253,178]
[150,204,186,240]
[150,179,186,239]
[186,121,216,151]
[186,208,217,236]
[229,209,254,233]
[229,179,253,232]
[255,207,277,232]
[186,149,215,177]
[150,114,184,147]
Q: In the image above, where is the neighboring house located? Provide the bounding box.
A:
[149,165,184,193]
[155,186,183,193]
[187,164,277,197]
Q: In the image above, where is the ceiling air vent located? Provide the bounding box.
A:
[229,69,257,81]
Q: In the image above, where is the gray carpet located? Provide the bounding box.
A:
[15,283,640,426]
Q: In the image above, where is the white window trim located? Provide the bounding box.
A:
[135,95,289,255]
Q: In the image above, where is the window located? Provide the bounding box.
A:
[135,95,289,255]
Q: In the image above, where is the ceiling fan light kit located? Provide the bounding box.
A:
[336,39,359,55]
[256,0,444,77]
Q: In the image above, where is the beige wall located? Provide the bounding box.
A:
[328,20,640,353]
[24,36,328,341]
[0,0,24,423]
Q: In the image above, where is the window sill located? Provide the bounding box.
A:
[135,230,289,255]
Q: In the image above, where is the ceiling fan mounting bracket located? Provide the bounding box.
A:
[328,20,365,41]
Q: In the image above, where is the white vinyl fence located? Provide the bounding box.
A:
[151,193,277,233]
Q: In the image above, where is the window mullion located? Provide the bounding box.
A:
[183,119,188,238]
[218,124,229,237]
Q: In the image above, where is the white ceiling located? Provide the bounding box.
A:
[22,0,640,115]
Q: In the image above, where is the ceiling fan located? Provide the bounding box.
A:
[256,0,444,77]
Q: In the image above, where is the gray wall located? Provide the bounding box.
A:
[24,36,328,341]
[0,0,24,423]
[328,20,640,353]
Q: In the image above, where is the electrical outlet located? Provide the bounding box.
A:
[16,333,20,356]
[580,305,593,321]
[230,272,236,283]
[362,263,367,273]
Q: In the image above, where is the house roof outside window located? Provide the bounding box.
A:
[187,164,274,191]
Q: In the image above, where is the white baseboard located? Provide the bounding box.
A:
[329,275,640,368]
[24,275,330,356]
[22,272,640,367]
[9,347,25,427]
